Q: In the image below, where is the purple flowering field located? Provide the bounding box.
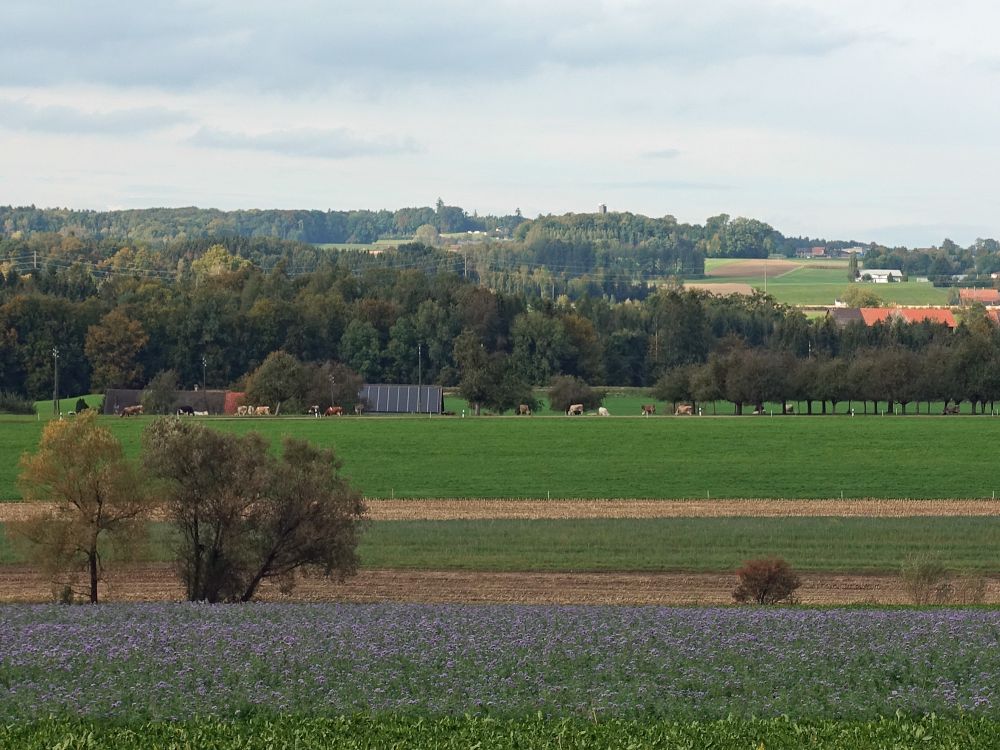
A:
[0,604,997,720]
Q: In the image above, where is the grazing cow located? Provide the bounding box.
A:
[517,404,532,416]
[785,404,795,415]
[597,406,610,416]
[176,405,194,416]
[752,406,766,415]
[641,404,656,416]
[254,405,271,416]
[325,406,344,416]
[120,405,143,417]
[674,404,693,416]
[943,405,960,415]
[567,403,584,416]
[236,405,249,416]
[307,405,321,417]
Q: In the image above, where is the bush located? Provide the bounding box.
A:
[900,553,952,605]
[548,376,605,413]
[732,557,801,605]
[0,391,35,415]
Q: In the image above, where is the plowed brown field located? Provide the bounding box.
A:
[4,564,996,605]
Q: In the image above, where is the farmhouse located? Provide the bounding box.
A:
[958,288,1000,305]
[859,269,904,283]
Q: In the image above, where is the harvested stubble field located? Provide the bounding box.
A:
[4,497,1000,522]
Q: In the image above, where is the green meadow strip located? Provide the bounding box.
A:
[359,517,1000,573]
[3,517,999,573]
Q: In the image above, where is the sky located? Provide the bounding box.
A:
[2,0,999,247]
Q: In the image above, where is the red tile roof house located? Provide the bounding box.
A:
[958,288,1000,305]
[858,308,957,328]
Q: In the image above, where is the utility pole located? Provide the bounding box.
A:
[416,343,422,413]
[52,346,60,416]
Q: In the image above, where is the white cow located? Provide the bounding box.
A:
[597,406,610,416]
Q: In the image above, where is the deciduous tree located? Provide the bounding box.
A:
[11,411,148,603]
[142,418,365,603]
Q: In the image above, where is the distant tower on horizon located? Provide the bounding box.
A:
[598,203,607,214]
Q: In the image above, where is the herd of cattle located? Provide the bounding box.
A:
[557,403,697,416]
[118,401,705,418]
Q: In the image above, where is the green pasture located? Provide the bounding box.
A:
[313,239,403,251]
[698,258,948,306]
[5,413,1000,500]
[4,516,997,573]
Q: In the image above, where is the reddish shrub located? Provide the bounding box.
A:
[732,557,801,605]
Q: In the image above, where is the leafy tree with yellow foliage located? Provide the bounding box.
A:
[10,411,149,603]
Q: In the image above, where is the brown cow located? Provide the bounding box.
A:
[325,406,344,416]
[517,404,532,416]
[120,405,143,417]
[254,405,271,416]
[641,404,656,416]
[674,404,693,416]
[567,403,584,416]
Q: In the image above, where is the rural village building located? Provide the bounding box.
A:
[958,288,1000,305]
[859,269,904,283]
[827,307,957,329]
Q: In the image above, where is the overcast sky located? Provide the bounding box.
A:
[3,0,998,246]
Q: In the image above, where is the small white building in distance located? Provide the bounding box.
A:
[859,269,904,283]
[598,203,607,214]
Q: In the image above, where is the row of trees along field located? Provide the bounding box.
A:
[2,238,1000,407]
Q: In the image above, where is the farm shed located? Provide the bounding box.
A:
[359,384,444,414]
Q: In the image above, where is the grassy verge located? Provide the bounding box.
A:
[0,715,988,750]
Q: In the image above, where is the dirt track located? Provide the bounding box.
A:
[2,498,999,522]
[363,498,1000,519]
[4,563,994,605]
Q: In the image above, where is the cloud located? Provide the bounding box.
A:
[597,178,733,191]
[188,126,420,159]
[0,99,190,135]
[641,148,681,160]
[0,1,861,91]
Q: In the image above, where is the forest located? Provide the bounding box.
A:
[0,240,999,415]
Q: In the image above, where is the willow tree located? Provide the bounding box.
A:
[11,411,148,603]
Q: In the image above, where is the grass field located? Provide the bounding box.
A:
[697,258,949,306]
[5,414,1000,500]
[3,516,998,573]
